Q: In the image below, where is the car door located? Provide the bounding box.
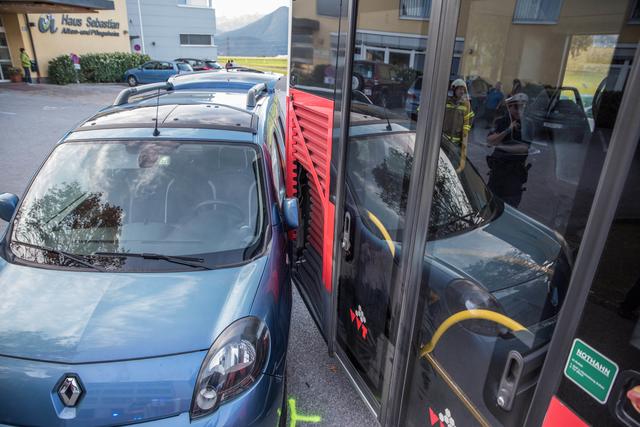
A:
[157,62,175,82]
[139,61,158,83]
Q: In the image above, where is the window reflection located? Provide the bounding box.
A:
[402,0,638,425]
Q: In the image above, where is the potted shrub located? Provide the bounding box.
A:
[6,66,23,83]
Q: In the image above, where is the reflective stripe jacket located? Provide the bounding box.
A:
[442,96,474,142]
[20,51,31,69]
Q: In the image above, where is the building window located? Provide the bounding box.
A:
[630,0,640,23]
[513,0,563,24]
[400,0,431,20]
[179,34,213,46]
[317,0,341,17]
[177,0,212,7]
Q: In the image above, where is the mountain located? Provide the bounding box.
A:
[216,6,289,57]
[216,13,264,33]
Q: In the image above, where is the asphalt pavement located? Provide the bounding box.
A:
[0,82,376,427]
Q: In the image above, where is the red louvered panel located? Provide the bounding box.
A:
[285,88,335,292]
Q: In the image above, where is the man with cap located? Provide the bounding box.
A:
[442,79,474,172]
[485,92,531,207]
[487,92,529,152]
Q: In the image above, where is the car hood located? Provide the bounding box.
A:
[0,256,267,363]
[427,206,561,292]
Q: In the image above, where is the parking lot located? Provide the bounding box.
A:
[0,83,376,427]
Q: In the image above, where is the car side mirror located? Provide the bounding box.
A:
[0,193,19,222]
[283,198,299,230]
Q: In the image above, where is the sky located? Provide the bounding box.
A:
[214,0,289,18]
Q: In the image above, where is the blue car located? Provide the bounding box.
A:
[124,60,193,87]
[0,72,295,426]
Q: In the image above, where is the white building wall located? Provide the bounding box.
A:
[126,0,217,61]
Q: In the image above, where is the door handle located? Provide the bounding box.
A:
[341,211,352,256]
[496,344,548,412]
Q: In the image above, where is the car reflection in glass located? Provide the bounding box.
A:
[340,107,572,422]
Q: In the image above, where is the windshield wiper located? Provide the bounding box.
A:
[94,252,211,270]
[12,240,103,271]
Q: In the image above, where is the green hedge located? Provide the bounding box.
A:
[48,52,150,84]
[79,52,150,83]
[48,55,77,85]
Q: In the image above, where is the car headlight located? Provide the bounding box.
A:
[190,317,270,419]
[444,279,506,336]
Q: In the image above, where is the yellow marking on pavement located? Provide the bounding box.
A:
[278,398,322,427]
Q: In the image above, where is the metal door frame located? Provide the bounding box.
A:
[328,0,386,417]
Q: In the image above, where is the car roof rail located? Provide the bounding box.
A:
[246,82,267,108]
[113,81,174,106]
[230,66,265,74]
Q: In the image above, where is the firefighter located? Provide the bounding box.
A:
[442,79,474,172]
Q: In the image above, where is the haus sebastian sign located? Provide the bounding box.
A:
[37,14,121,37]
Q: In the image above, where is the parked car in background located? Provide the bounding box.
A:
[174,58,210,71]
[351,60,407,108]
[523,86,591,144]
[0,71,294,426]
[405,76,422,120]
[205,60,224,70]
[124,60,193,86]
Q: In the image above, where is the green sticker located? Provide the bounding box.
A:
[158,155,171,166]
[564,338,619,404]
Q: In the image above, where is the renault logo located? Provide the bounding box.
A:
[57,375,84,407]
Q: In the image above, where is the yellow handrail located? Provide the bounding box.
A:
[420,309,529,356]
[366,210,396,257]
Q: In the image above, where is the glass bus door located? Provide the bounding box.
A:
[392,0,640,426]
[333,0,432,415]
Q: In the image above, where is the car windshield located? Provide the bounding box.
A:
[347,131,495,241]
[9,141,266,271]
[177,63,192,71]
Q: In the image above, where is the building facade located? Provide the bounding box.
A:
[125,0,217,61]
[0,0,131,80]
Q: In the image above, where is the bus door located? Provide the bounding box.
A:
[332,0,432,415]
[392,0,640,426]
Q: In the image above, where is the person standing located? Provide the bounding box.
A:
[225,59,232,70]
[20,48,32,84]
[485,93,531,207]
[442,79,474,172]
